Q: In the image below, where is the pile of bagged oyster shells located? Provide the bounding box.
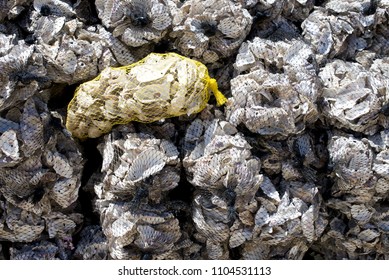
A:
[0,0,388,259]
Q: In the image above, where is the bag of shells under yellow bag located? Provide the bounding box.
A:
[66,52,227,139]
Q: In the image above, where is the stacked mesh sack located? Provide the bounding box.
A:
[223,0,389,259]
[306,0,389,259]
[89,122,202,260]
[0,0,111,259]
[217,18,331,258]
[181,104,329,259]
[311,58,389,259]
[0,38,85,259]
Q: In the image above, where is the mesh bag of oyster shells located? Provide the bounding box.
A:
[95,0,176,48]
[170,0,252,65]
[182,106,329,259]
[0,94,84,259]
[226,28,320,139]
[313,132,389,259]
[66,52,227,139]
[90,124,199,259]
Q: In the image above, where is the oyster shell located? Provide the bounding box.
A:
[184,112,329,259]
[0,0,31,21]
[0,36,44,111]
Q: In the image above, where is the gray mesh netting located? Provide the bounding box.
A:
[0,0,389,260]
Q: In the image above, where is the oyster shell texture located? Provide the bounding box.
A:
[0,0,389,259]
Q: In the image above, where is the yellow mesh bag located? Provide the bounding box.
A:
[66,52,227,139]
